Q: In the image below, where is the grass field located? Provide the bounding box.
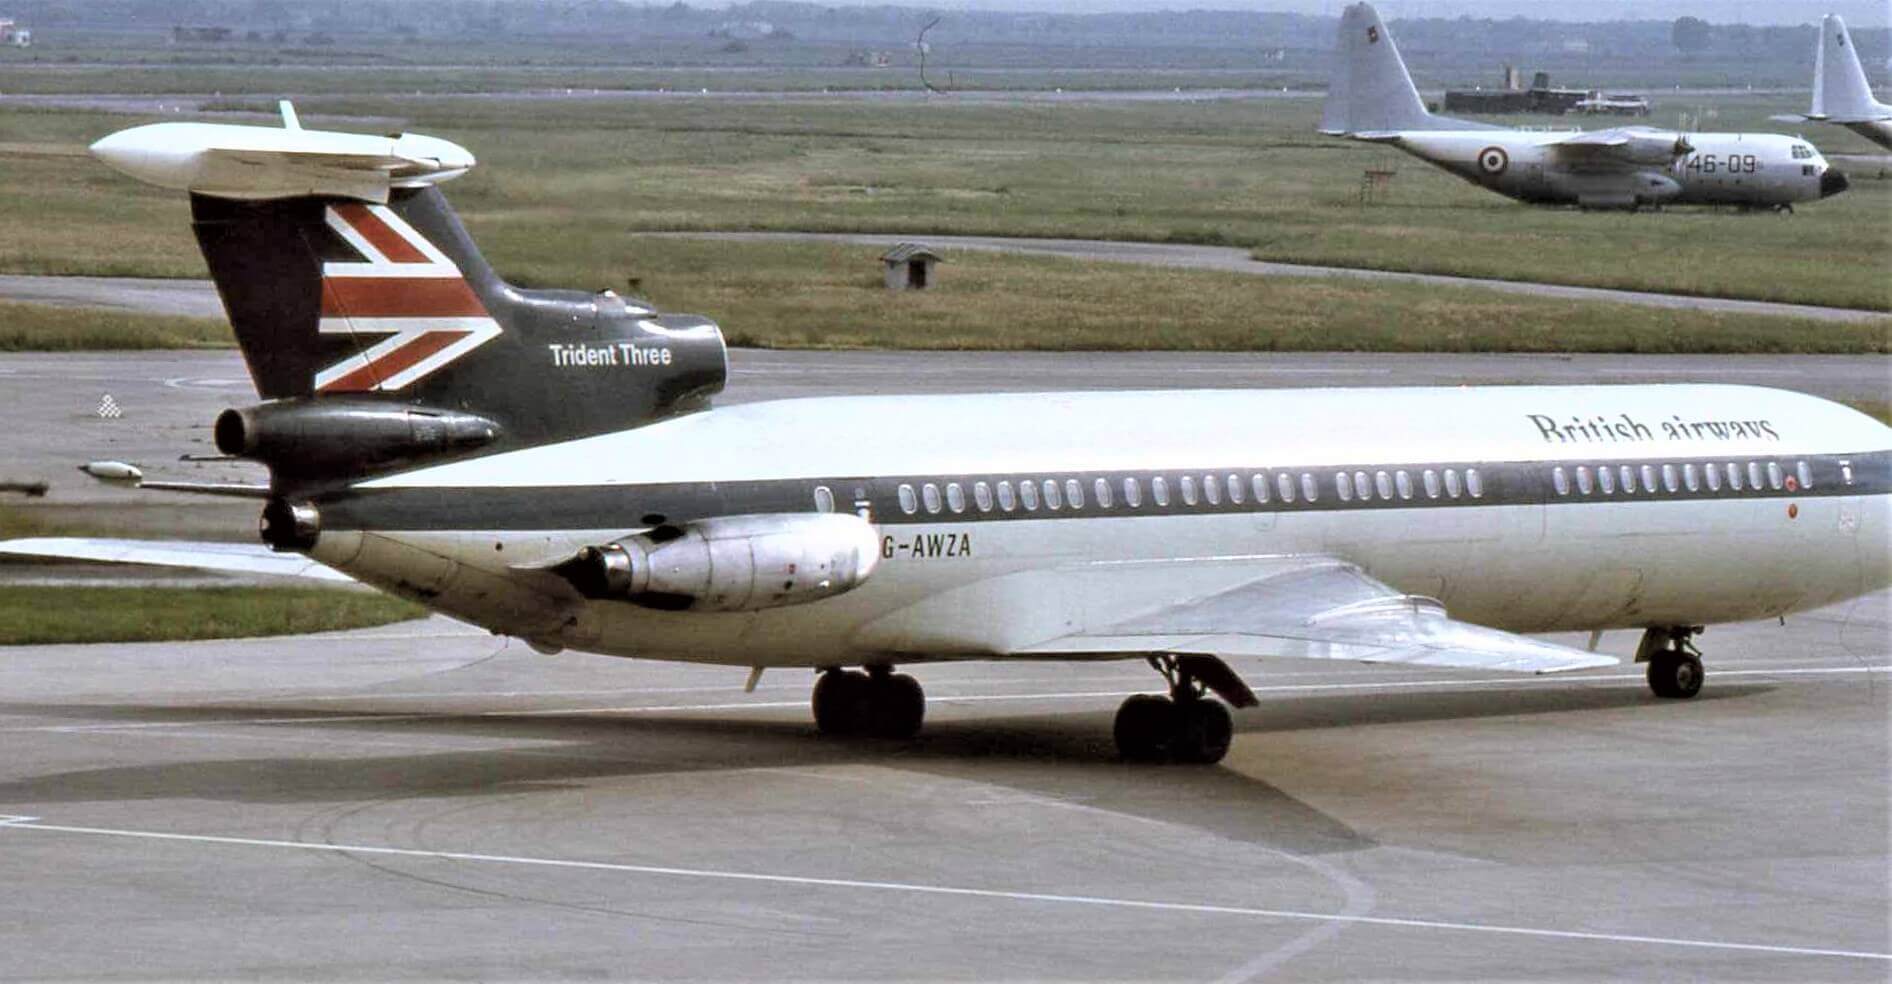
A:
[0,92,1887,352]
[0,299,231,350]
[0,584,426,645]
[1,237,1882,352]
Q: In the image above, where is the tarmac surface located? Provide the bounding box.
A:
[0,348,1888,979]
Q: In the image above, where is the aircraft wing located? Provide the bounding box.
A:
[0,537,354,583]
[1016,558,1616,675]
[1542,127,1691,169]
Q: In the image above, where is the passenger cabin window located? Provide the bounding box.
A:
[1278,473,1296,503]
[1795,461,1812,490]
[1683,463,1699,491]
[1395,470,1413,500]
[1226,475,1243,504]
[946,483,966,514]
[1201,476,1219,505]
[1766,462,1784,491]
[1552,467,1570,496]
[1705,464,1722,491]
[1748,462,1765,491]
[1465,468,1484,499]
[1619,465,1637,494]
[974,481,993,512]
[1335,471,1354,502]
[1251,474,1270,504]
[1064,479,1084,509]
[1641,465,1658,493]
[1020,480,1040,511]
[997,480,1017,512]
[813,486,835,513]
[1094,477,1112,509]
[1043,479,1063,510]
[922,483,943,514]
[1598,467,1616,494]
[1152,476,1171,507]
[1725,463,1742,491]
[1444,469,1462,499]
[898,484,918,515]
[1375,471,1394,501]
[1301,473,1319,502]
[1179,475,1198,506]
[1575,466,1594,495]
[1662,464,1679,493]
[1423,469,1441,499]
[1840,461,1854,485]
[1123,477,1142,508]
[1353,471,1372,501]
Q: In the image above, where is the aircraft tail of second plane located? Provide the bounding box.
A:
[1812,13,1890,123]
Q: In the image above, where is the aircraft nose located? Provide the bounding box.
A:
[1820,168,1850,198]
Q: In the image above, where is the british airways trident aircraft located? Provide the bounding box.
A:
[6,108,1887,766]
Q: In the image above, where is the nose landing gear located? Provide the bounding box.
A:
[1638,626,1705,699]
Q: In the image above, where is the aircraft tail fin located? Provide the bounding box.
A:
[1813,14,1891,122]
[1320,3,1475,135]
[94,117,728,486]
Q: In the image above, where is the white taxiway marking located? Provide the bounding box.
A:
[6,664,1884,735]
[0,818,1883,963]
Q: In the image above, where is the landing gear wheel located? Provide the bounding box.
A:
[1173,699,1233,765]
[865,671,925,739]
[1113,694,1175,762]
[812,669,870,735]
[1646,651,1704,700]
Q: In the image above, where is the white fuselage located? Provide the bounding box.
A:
[308,384,1892,668]
[1392,130,1839,208]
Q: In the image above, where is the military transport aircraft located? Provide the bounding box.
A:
[1320,3,1850,211]
[3,108,1888,766]
[1782,14,1892,152]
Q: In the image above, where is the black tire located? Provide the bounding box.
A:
[812,669,870,734]
[1646,651,1704,700]
[1173,699,1233,765]
[1113,694,1174,762]
[866,672,925,739]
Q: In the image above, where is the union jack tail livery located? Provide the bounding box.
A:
[188,185,728,479]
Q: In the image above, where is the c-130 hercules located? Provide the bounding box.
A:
[4,106,1887,766]
[1320,3,1849,211]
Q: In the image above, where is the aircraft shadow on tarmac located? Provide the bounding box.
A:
[0,682,1765,856]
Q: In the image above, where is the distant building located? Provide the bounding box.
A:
[0,18,29,47]
[1444,68,1643,117]
[881,243,941,291]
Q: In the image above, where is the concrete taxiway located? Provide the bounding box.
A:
[0,348,1888,978]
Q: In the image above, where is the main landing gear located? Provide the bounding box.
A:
[1113,654,1258,765]
[1638,626,1705,700]
[812,665,925,739]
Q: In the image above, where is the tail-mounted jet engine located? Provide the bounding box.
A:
[215,399,500,479]
[553,514,880,612]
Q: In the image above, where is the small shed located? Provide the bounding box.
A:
[880,242,942,291]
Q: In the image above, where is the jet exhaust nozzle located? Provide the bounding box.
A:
[260,499,321,553]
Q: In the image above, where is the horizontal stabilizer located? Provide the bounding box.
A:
[89,114,474,203]
[0,537,353,583]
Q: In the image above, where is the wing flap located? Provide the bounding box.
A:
[0,537,353,583]
[1016,559,1615,675]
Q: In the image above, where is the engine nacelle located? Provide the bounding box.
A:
[1614,129,1692,166]
[215,399,499,478]
[558,513,880,612]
